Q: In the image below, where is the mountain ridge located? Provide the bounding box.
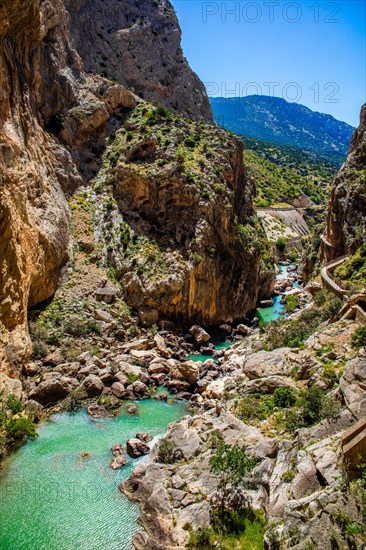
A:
[210,95,355,165]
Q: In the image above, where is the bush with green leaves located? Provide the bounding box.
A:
[273,387,296,408]
[6,394,24,415]
[284,386,340,430]
[276,237,286,252]
[192,252,203,265]
[209,444,258,510]
[285,294,299,313]
[184,137,196,148]
[281,470,295,483]
[351,324,366,349]
[5,417,37,440]
[157,438,175,464]
[207,444,264,546]
[233,395,274,422]
[187,510,265,549]
[264,292,343,348]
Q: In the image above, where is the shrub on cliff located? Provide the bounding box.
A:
[273,387,296,408]
[6,394,24,415]
[157,438,175,464]
[351,324,366,349]
[265,291,342,349]
[5,417,37,441]
[207,443,264,546]
[209,444,258,514]
[276,236,286,252]
[284,386,340,430]
[233,395,274,422]
[285,294,299,312]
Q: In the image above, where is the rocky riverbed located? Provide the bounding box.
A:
[1,272,365,549]
[120,318,366,549]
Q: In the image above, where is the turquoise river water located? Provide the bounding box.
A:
[188,264,299,360]
[255,264,299,324]
[0,398,187,550]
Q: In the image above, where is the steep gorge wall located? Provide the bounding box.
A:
[93,104,272,325]
[64,0,213,123]
[0,0,135,374]
[0,0,74,375]
[322,104,366,262]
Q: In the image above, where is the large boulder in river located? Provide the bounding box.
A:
[132,380,150,399]
[82,374,104,397]
[28,379,69,405]
[189,325,210,345]
[170,361,199,386]
[110,443,127,469]
[136,432,153,443]
[88,404,113,418]
[127,438,150,458]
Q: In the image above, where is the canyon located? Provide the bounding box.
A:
[0,1,365,550]
[0,0,271,378]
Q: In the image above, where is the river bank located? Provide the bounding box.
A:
[0,398,188,550]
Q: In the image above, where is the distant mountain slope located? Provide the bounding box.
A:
[210,95,354,165]
[243,136,337,207]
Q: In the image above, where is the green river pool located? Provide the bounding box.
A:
[0,398,187,550]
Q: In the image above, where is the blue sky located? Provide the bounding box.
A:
[171,0,366,126]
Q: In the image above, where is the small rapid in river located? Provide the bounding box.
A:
[255,264,299,324]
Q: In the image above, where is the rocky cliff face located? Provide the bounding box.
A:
[93,102,273,325]
[0,0,135,374]
[322,104,366,262]
[0,0,73,375]
[64,0,213,123]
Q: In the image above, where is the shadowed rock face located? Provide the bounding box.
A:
[0,0,73,374]
[64,0,213,123]
[0,0,135,373]
[322,104,366,262]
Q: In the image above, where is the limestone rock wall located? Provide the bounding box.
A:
[64,0,213,123]
[93,104,273,325]
[0,0,135,373]
[322,104,366,262]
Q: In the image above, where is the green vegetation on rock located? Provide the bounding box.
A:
[187,444,265,549]
[243,137,336,207]
[334,244,366,291]
[263,289,342,349]
[351,324,366,349]
[0,392,37,456]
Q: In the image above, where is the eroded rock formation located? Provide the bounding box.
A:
[322,103,366,262]
[93,103,273,325]
[0,0,136,374]
[64,0,213,123]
